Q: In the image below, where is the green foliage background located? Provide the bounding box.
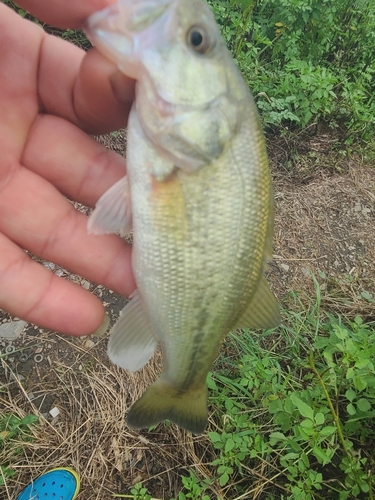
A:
[209,0,375,139]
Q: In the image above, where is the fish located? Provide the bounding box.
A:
[85,0,280,434]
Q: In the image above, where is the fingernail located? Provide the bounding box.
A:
[91,312,110,337]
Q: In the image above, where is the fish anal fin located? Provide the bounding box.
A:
[127,378,208,434]
[87,175,132,237]
[108,290,158,372]
[236,276,280,330]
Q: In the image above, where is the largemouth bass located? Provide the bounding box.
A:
[85,0,280,434]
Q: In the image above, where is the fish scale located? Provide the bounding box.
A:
[85,0,280,433]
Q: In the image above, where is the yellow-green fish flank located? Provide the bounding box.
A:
[85,0,280,434]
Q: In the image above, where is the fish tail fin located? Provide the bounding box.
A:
[127,379,208,434]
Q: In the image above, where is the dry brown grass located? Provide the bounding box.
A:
[1,330,291,499]
[1,338,221,499]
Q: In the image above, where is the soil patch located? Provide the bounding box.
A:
[270,143,375,320]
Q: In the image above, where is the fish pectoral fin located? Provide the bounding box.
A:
[108,289,158,372]
[87,175,132,237]
[236,276,281,330]
[127,378,208,434]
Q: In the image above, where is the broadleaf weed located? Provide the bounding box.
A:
[208,0,375,140]
[0,413,38,486]
[206,285,375,498]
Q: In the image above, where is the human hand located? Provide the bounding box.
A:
[0,0,136,336]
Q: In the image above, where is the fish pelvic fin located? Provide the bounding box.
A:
[127,379,208,434]
[108,290,158,372]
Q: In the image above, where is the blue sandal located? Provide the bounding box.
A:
[17,468,80,500]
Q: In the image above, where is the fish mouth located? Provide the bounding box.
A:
[84,0,174,79]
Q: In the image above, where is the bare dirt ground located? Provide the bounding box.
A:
[269,132,375,320]
[1,131,374,499]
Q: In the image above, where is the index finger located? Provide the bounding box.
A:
[15,0,114,29]
[8,1,135,134]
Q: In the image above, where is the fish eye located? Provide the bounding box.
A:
[187,25,215,54]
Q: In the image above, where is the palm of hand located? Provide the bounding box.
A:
[0,1,136,336]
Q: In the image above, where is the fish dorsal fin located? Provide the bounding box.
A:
[87,175,132,237]
[108,290,158,372]
[236,276,280,330]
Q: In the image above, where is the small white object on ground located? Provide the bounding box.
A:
[49,407,60,418]
[0,320,27,340]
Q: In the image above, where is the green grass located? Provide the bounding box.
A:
[126,283,375,500]
[205,292,374,499]
[0,413,39,486]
